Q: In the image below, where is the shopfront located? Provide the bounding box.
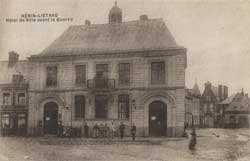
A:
[0,110,27,136]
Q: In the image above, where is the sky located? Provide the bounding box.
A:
[0,0,249,95]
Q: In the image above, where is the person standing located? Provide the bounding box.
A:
[93,124,99,138]
[103,123,109,138]
[110,121,116,139]
[119,122,125,139]
[131,123,136,141]
[58,121,63,137]
[84,122,89,138]
[99,123,104,138]
[189,128,197,150]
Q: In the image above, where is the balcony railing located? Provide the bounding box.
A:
[87,78,115,90]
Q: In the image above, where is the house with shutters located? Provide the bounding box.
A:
[218,89,250,128]
[0,55,29,136]
[1,2,187,137]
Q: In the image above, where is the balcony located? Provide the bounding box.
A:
[87,78,115,90]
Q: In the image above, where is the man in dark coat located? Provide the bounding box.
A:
[84,122,89,138]
[131,123,136,141]
[119,122,125,139]
[58,121,63,137]
[189,128,197,150]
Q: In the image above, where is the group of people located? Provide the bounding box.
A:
[58,121,137,140]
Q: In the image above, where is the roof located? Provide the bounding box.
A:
[220,94,237,104]
[192,83,201,96]
[0,61,29,84]
[36,18,182,57]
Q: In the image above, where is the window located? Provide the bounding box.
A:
[151,62,165,84]
[3,93,11,105]
[95,64,108,88]
[119,63,130,85]
[1,114,10,128]
[75,95,85,118]
[46,66,57,87]
[95,95,108,118]
[18,113,26,128]
[75,65,86,86]
[96,64,108,79]
[17,93,25,105]
[118,94,129,119]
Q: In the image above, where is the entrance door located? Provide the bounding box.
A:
[44,102,58,135]
[149,101,167,136]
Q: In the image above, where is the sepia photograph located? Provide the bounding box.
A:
[0,0,250,160]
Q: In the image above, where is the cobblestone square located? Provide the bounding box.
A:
[0,129,249,161]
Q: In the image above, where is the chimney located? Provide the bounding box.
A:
[218,85,222,101]
[224,86,228,99]
[241,88,244,96]
[8,51,19,68]
[140,14,148,21]
[85,20,91,26]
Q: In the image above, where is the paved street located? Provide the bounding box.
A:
[0,129,249,161]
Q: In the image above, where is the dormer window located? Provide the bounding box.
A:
[108,1,122,24]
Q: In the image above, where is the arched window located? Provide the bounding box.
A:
[118,94,129,119]
[75,95,85,118]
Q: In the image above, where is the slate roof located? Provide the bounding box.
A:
[219,94,237,104]
[37,18,182,57]
[192,83,201,96]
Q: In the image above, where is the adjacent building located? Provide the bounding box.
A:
[200,82,228,128]
[185,83,201,128]
[0,3,187,137]
[218,90,250,128]
[0,58,29,136]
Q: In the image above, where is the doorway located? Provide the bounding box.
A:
[149,101,167,136]
[43,102,58,135]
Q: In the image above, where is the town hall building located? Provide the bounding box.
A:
[1,3,187,137]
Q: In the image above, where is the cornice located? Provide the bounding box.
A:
[29,48,187,62]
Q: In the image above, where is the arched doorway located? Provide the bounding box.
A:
[149,101,167,136]
[43,102,58,135]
